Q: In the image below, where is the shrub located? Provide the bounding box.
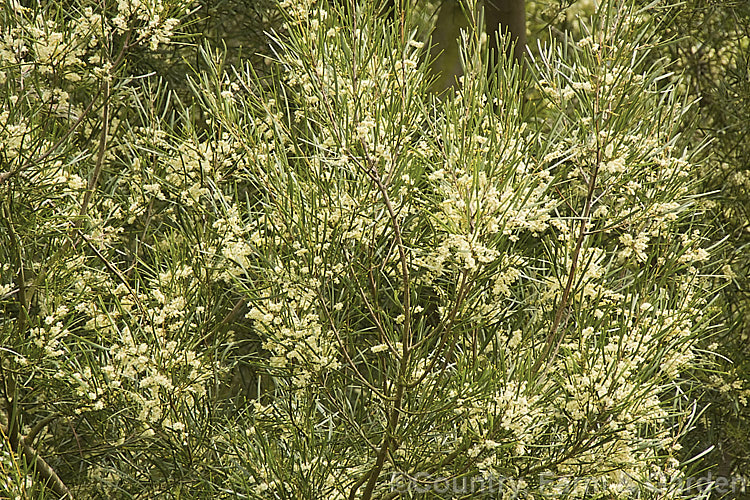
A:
[0,0,731,498]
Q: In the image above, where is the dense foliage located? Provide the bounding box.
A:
[0,0,747,498]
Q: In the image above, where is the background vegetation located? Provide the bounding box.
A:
[1,0,748,498]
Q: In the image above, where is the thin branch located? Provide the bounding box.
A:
[0,410,74,499]
[530,55,606,378]
[0,31,131,188]
[24,412,62,445]
[78,77,110,218]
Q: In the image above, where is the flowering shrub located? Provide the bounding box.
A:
[0,0,737,498]
[648,0,750,481]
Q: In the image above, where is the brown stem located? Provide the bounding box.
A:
[529,168,596,377]
[78,77,110,218]
[0,31,131,188]
[354,378,406,500]
[0,410,73,498]
[530,51,607,378]
[24,412,61,444]
[346,130,413,500]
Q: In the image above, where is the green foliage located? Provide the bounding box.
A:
[645,0,750,480]
[0,0,743,498]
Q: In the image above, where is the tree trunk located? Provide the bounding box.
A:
[485,0,527,63]
[430,0,470,91]
[381,0,528,65]
[429,0,526,91]
[371,0,527,91]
